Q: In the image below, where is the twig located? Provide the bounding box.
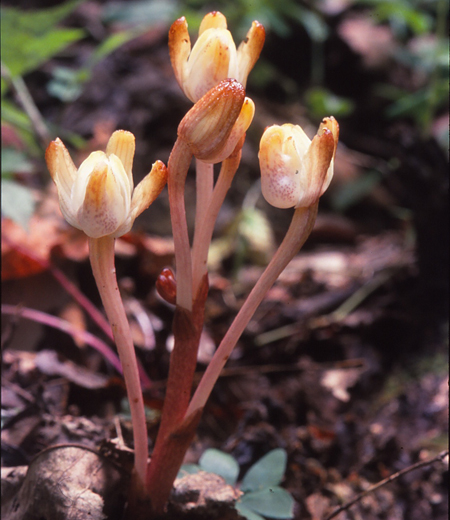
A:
[1,303,123,374]
[325,450,449,520]
[1,62,51,149]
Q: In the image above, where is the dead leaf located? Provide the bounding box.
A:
[34,350,109,389]
[321,367,366,402]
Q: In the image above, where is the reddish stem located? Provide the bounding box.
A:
[145,277,208,511]
[167,139,194,311]
[89,236,148,486]
[187,204,318,417]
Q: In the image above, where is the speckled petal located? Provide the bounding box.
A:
[260,125,303,209]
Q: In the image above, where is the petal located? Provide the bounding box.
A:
[129,160,168,221]
[202,96,255,163]
[236,21,266,87]
[77,160,127,238]
[178,79,246,162]
[169,17,191,93]
[259,126,302,209]
[45,139,79,227]
[184,28,236,102]
[106,130,135,192]
[296,128,335,208]
[72,151,106,209]
[109,154,132,214]
[199,11,227,33]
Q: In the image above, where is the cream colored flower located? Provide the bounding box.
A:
[169,11,265,102]
[259,117,339,209]
[46,130,167,238]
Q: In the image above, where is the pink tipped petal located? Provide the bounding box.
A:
[130,160,168,220]
[236,21,266,86]
[106,130,135,190]
[169,17,191,90]
[199,11,227,33]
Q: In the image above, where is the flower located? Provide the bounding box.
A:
[259,117,339,209]
[46,130,167,238]
[178,78,255,163]
[169,11,265,102]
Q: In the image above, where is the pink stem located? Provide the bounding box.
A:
[186,204,318,417]
[1,303,123,374]
[193,159,214,239]
[168,139,194,311]
[192,148,242,296]
[89,236,148,487]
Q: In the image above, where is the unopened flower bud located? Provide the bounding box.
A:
[178,79,248,163]
[259,117,339,209]
[156,268,177,305]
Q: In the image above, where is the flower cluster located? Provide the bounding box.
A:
[46,10,339,517]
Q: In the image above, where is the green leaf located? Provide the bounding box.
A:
[235,502,266,520]
[1,179,35,231]
[1,148,34,176]
[331,171,383,211]
[305,87,354,119]
[241,449,287,492]
[239,487,295,519]
[177,463,201,479]
[1,1,86,78]
[199,449,240,486]
[101,0,177,27]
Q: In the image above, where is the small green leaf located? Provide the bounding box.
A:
[199,449,239,486]
[1,179,35,231]
[2,149,34,175]
[177,463,201,479]
[2,1,85,78]
[241,449,287,492]
[235,502,266,520]
[239,487,295,519]
[305,87,354,119]
[331,171,383,211]
[101,0,177,27]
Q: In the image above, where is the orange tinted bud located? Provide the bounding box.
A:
[178,79,246,162]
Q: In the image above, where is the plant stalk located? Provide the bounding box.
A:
[167,139,194,311]
[186,203,318,417]
[192,141,243,296]
[89,236,148,486]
